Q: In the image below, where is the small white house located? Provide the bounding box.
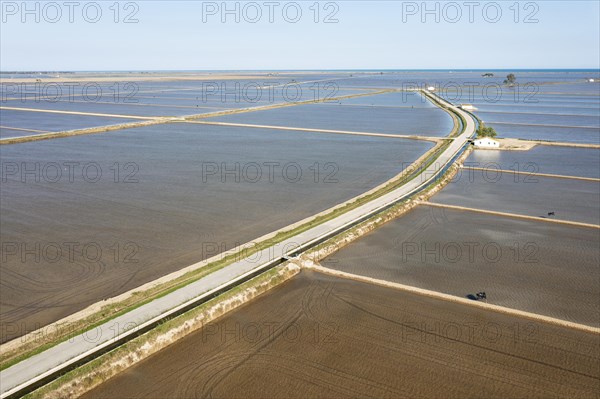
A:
[588,78,595,83]
[427,86,436,92]
[474,138,500,148]
[459,104,477,110]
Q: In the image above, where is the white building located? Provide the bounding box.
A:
[474,138,500,148]
[459,104,477,110]
[427,86,436,92]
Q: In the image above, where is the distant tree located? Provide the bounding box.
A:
[481,73,494,78]
[476,123,497,138]
[503,73,517,85]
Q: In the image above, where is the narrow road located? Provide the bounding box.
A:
[0,91,476,398]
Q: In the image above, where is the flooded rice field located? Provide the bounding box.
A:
[476,111,599,128]
[1,80,371,112]
[95,86,373,109]
[0,122,432,342]
[333,71,599,89]
[466,146,600,179]
[322,208,600,326]
[1,99,225,118]
[439,80,600,143]
[208,101,454,137]
[0,109,141,138]
[469,103,600,117]
[81,270,600,399]
[488,124,600,144]
[430,170,600,224]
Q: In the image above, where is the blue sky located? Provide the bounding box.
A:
[1,1,599,70]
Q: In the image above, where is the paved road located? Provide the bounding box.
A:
[0,91,476,398]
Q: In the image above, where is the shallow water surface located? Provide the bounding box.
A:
[431,171,600,224]
[466,146,600,179]
[323,207,600,326]
[0,122,432,342]
[208,102,454,137]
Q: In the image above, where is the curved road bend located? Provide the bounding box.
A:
[0,91,476,398]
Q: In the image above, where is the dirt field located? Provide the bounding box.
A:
[82,271,600,399]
